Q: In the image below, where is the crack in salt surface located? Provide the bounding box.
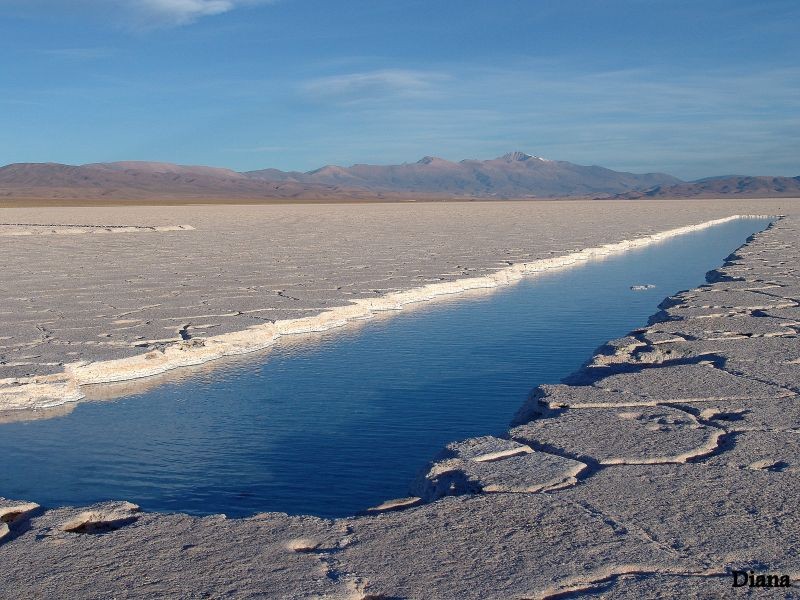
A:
[0,214,777,414]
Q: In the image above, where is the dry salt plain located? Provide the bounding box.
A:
[1,198,799,599]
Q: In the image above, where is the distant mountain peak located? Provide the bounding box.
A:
[498,151,532,162]
[307,165,349,176]
[416,156,446,165]
[496,151,550,163]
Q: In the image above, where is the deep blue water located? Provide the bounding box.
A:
[0,218,771,518]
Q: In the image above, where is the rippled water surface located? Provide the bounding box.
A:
[0,218,772,517]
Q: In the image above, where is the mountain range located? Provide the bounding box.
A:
[244,152,681,197]
[0,153,797,201]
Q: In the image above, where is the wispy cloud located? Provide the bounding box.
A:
[135,0,240,26]
[302,69,450,104]
[3,0,273,28]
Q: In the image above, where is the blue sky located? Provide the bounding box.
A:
[2,0,799,179]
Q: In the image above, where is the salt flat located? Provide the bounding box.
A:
[0,198,796,415]
[0,198,799,598]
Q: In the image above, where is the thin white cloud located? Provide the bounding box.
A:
[137,0,235,25]
[133,0,278,27]
[302,69,449,103]
[1,0,272,28]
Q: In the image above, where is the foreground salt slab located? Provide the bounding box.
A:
[515,384,646,413]
[412,436,586,501]
[591,363,792,403]
[643,314,797,339]
[613,335,800,367]
[60,501,140,534]
[0,499,39,542]
[518,362,792,410]
[511,405,723,465]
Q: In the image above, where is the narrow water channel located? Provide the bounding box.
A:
[0,218,772,518]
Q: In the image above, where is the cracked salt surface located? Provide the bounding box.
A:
[0,218,774,518]
[3,214,800,600]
